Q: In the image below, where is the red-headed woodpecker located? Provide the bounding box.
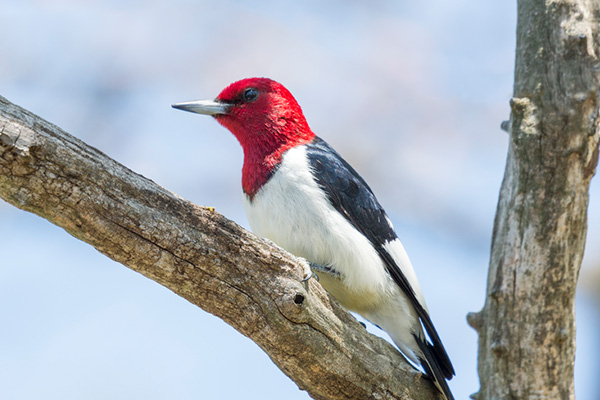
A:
[173,78,455,400]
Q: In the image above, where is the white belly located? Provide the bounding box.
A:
[243,146,393,312]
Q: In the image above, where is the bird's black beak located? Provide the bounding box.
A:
[171,99,230,115]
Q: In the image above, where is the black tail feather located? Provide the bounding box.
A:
[418,314,455,380]
[377,250,455,379]
[415,334,455,400]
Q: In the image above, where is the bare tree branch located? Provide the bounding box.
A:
[0,95,443,400]
[467,0,600,399]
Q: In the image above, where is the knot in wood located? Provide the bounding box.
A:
[466,311,483,331]
[293,293,305,305]
[490,339,508,356]
[275,283,311,323]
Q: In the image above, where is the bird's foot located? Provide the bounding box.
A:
[301,262,340,282]
[308,262,340,278]
[302,270,319,282]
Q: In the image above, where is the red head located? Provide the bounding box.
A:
[173,78,315,197]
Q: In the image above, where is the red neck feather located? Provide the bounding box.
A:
[214,78,315,198]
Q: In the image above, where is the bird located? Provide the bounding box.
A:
[172,77,455,399]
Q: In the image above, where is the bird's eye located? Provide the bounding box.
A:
[242,88,259,103]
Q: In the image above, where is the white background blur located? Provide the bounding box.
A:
[1,1,599,399]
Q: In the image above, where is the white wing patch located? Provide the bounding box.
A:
[382,238,428,312]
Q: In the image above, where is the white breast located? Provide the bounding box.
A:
[243,146,394,311]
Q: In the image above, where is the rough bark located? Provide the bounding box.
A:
[467,1,600,399]
[0,95,444,400]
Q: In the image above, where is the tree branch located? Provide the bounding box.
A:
[0,95,442,400]
[467,1,600,399]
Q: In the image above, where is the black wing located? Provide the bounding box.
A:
[305,137,454,380]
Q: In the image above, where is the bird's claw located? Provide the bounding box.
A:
[302,270,319,282]
[301,262,340,282]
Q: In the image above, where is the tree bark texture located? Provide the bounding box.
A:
[0,95,445,400]
[467,1,600,399]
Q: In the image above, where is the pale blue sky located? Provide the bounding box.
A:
[1,1,599,399]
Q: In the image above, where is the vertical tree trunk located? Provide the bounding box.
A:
[468,0,600,399]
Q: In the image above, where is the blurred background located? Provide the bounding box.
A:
[1,1,599,399]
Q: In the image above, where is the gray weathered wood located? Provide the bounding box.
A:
[0,94,442,400]
[467,0,600,398]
